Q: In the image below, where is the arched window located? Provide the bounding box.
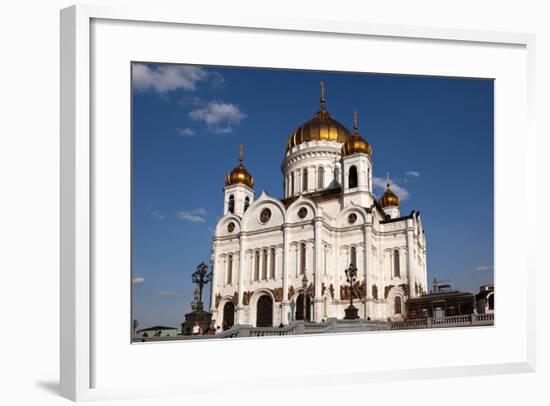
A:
[244,196,250,212]
[270,247,276,279]
[318,167,324,189]
[372,284,378,300]
[393,249,400,277]
[291,172,295,194]
[227,254,233,285]
[302,168,308,191]
[228,195,235,213]
[334,167,340,184]
[300,242,306,274]
[488,293,494,310]
[394,296,402,314]
[254,250,260,281]
[262,249,268,280]
[349,165,358,188]
[350,246,357,267]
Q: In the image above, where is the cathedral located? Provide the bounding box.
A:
[210,83,428,328]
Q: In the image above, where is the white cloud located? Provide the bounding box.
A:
[189,101,246,134]
[406,170,421,178]
[372,177,410,201]
[132,277,145,285]
[149,209,166,220]
[177,208,207,223]
[132,64,209,93]
[473,265,493,272]
[176,127,195,137]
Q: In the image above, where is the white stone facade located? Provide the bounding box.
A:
[210,132,427,328]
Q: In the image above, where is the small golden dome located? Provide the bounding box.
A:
[341,111,372,156]
[286,81,351,152]
[380,175,399,207]
[225,145,254,188]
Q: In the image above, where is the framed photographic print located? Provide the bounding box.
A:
[61,4,536,402]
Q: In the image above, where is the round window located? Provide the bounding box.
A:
[227,222,235,232]
[298,207,307,219]
[259,208,272,224]
[348,213,357,224]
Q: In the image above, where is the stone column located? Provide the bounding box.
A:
[236,233,246,324]
[313,217,323,321]
[209,242,218,313]
[406,225,415,299]
[363,224,372,319]
[282,226,290,324]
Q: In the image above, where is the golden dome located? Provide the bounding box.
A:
[225,145,254,188]
[286,81,351,152]
[380,175,399,207]
[341,111,372,156]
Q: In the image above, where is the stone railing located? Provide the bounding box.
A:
[390,313,494,330]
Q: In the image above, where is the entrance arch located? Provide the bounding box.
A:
[256,295,273,327]
[222,301,235,329]
[295,293,311,321]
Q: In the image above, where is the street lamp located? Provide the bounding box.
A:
[302,269,308,322]
[344,263,359,320]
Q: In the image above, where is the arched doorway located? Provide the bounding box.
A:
[256,295,273,327]
[295,293,311,321]
[222,301,235,329]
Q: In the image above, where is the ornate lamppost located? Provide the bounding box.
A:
[191,262,212,311]
[301,269,308,322]
[344,263,359,320]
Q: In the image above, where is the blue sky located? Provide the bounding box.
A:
[131,63,494,329]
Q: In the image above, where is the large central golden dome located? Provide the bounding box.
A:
[286,81,351,152]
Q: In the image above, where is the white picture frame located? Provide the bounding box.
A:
[60,4,536,402]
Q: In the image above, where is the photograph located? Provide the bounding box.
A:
[131,63,494,341]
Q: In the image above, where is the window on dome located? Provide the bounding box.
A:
[244,196,250,212]
[349,165,358,188]
[318,167,324,189]
[228,195,235,213]
[302,168,308,191]
[291,172,295,195]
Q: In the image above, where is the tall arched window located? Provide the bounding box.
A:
[334,167,340,184]
[300,242,306,274]
[228,195,235,213]
[394,296,402,314]
[393,249,400,277]
[372,284,378,300]
[270,247,276,279]
[254,250,260,281]
[244,196,250,212]
[318,167,324,189]
[262,249,268,280]
[226,254,233,285]
[350,246,357,267]
[349,165,358,188]
[302,168,308,191]
[291,172,295,195]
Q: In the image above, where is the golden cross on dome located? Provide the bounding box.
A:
[239,144,244,162]
[386,172,391,187]
[320,80,326,110]
[353,110,358,131]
